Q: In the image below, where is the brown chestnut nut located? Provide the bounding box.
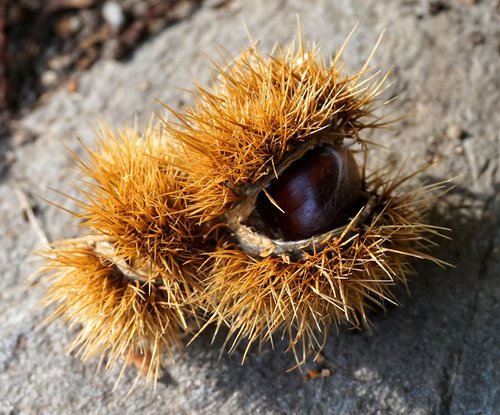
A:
[257,145,363,240]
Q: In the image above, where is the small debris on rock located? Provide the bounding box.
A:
[305,368,332,380]
[11,128,36,147]
[125,349,154,377]
[66,77,79,93]
[429,1,450,15]
[102,1,125,31]
[427,135,438,145]
[54,14,82,38]
[446,124,465,140]
[470,31,485,45]
[3,150,17,166]
[41,70,59,88]
[139,79,151,92]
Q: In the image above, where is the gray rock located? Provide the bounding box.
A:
[1,0,499,414]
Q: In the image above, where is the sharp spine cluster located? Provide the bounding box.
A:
[39,31,447,384]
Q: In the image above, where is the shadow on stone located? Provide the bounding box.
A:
[160,176,498,413]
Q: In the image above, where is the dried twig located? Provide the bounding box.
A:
[13,183,50,245]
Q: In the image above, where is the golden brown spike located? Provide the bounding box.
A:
[40,236,190,383]
[200,173,448,363]
[38,28,449,381]
[75,123,203,274]
[163,34,389,221]
[39,123,208,382]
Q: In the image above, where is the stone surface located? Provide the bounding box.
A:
[1,0,499,414]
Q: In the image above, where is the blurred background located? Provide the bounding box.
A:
[0,0,202,149]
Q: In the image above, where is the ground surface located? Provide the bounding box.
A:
[1,0,499,414]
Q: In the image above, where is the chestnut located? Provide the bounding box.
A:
[256,145,363,240]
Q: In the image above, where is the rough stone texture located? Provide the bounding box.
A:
[1,0,499,414]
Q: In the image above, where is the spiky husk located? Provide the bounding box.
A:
[202,170,446,362]
[39,30,447,378]
[161,33,441,361]
[76,123,204,273]
[165,35,389,221]
[41,237,196,381]
[40,124,208,380]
